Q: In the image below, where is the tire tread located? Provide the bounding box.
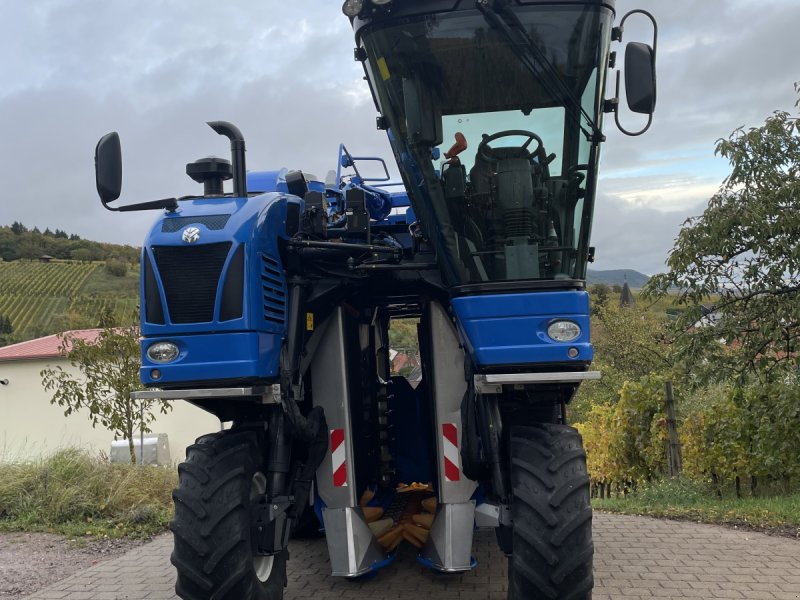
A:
[170,430,286,600]
[509,423,593,600]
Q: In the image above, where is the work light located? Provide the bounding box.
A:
[147,341,180,363]
[547,320,582,343]
[342,0,364,17]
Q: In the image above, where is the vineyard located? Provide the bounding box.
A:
[0,260,138,343]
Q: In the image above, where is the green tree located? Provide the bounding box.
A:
[646,87,800,380]
[70,248,92,262]
[571,303,673,422]
[589,283,610,314]
[10,221,27,235]
[40,326,170,464]
[104,259,128,277]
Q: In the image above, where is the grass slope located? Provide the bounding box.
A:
[593,479,800,538]
[0,448,174,539]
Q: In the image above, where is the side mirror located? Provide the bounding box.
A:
[95,132,122,205]
[403,78,443,147]
[625,42,656,114]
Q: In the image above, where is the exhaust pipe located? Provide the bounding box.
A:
[207,121,247,198]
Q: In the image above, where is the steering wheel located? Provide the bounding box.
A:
[477,130,544,163]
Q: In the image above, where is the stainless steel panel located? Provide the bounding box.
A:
[312,307,357,508]
[131,385,281,402]
[322,507,385,577]
[474,502,501,528]
[474,371,601,393]
[428,301,478,504]
[420,501,476,572]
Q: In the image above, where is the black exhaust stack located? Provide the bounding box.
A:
[207,121,247,198]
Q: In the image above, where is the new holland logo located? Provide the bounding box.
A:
[182,227,200,243]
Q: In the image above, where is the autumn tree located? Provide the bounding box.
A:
[41,326,170,464]
[570,302,674,423]
[646,87,800,381]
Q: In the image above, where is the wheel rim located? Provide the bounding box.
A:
[250,472,275,583]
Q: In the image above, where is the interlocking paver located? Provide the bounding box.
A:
[21,513,800,599]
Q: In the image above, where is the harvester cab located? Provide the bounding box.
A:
[348,0,655,287]
[92,1,656,599]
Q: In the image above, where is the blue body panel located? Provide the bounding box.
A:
[451,291,593,366]
[139,191,299,386]
[247,170,289,194]
[141,332,281,385]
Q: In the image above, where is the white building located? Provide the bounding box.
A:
[0,330,220,463]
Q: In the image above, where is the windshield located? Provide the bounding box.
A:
[359,5,613,286]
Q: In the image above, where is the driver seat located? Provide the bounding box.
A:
[469,146,532,196]
[471,146,538,239]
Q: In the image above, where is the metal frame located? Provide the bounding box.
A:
[474,371,601,394]
[130,385,281,403]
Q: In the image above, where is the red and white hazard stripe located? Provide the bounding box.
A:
[442,423,461,482]
[330,428,348,487]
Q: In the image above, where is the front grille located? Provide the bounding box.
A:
[261,254,286,325]
[161,215,231,233]
[153,243,231,323]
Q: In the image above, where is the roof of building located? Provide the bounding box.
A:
[0,329,102,362]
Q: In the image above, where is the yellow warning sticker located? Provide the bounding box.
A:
[377,57,391,81]
[306,312,314,331]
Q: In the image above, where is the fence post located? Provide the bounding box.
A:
[139,402,144,466]
[665,381,682,476]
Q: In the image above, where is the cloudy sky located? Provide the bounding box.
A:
[0,0,797,275]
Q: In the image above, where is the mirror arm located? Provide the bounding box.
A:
[611,9,658,137]
[103,198,179,213]
[611,72,653,137]
[618,9,658,57]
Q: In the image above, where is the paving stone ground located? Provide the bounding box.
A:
[22,513,800,600]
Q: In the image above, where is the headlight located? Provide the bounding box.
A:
[342,0,364,17]
[371,0,393,5]
[547,320,581,343]
[147,342,179,363]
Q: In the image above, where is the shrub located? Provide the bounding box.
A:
[0,448,176,536]
[104,259,128,277]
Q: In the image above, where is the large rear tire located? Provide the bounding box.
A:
[170,430,287,600]
[508,424,593,600]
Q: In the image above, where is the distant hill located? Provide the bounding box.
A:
[0,222,141,345]
[0,260,139,346]
[587,269,650,288]
[0,222,138,263]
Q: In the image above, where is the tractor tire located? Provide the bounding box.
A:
[170,429,287,600]
[508,424,593,600]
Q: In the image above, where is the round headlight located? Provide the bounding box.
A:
[147,342,179,363]
[342,0,364,17]
[547,320,581,343]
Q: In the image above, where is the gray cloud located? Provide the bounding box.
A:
[0,0,797,275]
[591,193,707,275]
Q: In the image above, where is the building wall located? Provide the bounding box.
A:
[0,358,221,463]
